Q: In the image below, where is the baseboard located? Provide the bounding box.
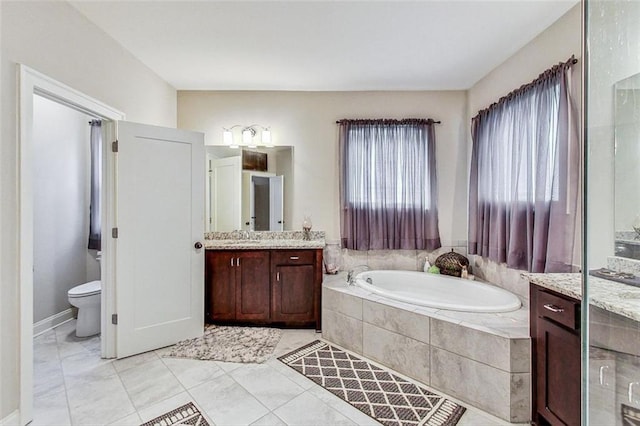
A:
[0,410,20,426]
[33,309,74,337]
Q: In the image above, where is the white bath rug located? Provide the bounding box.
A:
[279,340,466,426]
[164,324,282,363]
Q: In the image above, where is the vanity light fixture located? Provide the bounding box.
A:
[222,124,272,148]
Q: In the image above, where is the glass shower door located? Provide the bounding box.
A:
[585,1,640,424]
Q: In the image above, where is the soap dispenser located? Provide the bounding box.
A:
[423,258,431,272]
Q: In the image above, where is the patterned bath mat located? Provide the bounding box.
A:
[140,402,209,426]
[279,340,466,426]
[164,325,282,363]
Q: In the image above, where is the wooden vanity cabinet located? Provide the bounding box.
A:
[206,250,270,322]
[271,249,322,326]
[205,249,322,330]
[530,284,581,426]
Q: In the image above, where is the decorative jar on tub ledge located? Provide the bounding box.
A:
[324,241,342,274]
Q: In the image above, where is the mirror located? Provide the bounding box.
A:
[206,146,293,232]
[614,73,640,259]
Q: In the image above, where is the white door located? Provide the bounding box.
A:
[212,157,241,231]
[113,121,204,358]
[269,175,284,231]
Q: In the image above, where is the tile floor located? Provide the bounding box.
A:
[33,320,519,426]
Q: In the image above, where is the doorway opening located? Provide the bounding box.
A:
[19,65,125,425]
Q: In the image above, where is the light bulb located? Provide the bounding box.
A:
[261,129,272,146]
[223,130,233,146]
[242,129,253,146]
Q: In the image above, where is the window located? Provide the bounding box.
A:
[468,57,579,272]
[338,119,441,251]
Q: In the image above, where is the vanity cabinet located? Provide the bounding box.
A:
[205,249,322,330]
[206,250,271,322]
[271,250,321,324]
[530,284,581,426]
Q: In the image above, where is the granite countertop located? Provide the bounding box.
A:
[205,239,325,249]
[204,230,325,250]
[522,272,640,323]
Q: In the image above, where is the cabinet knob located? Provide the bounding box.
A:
[194,242,203,250]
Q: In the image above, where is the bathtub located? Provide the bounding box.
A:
[355,270,521,313]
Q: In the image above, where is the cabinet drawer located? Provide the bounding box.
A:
[537,290,580,330]
[271,250,315,265]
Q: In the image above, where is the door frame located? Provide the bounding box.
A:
[18,65,124,425]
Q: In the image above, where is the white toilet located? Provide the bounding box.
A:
[68,280,101,337]
[68,251,102,337]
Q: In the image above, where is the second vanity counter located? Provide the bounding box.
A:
[522,272,640,323]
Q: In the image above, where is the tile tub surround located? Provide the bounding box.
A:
[340,244,468,273]
[321,273,531,423]
[204,230,325,249]
[470,256,533,307]
[523,272,640,323]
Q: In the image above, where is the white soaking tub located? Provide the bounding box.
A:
[355,270,521,313]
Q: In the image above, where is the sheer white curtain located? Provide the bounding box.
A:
[88,120,102,250]
[339,119,441,250]
[468,57,579,272]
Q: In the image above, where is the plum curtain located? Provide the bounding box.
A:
[468,57,579,272]
[339,119,441,250]
[88,120,102,250]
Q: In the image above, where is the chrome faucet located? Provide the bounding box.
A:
[232,229,250,240]
[346,265,370,286]
[231,229,249,240]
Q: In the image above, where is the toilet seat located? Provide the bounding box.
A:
[68,280,101,298]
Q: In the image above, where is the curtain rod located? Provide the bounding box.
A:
[336,118,441,124]
[473,55,578,120]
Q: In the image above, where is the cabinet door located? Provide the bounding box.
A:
[236,251,271,321]
[207,251,236,322]
[272,264,315,322]
[536,317,581,425]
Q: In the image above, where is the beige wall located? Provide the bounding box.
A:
[468,4,582,117]
[178,90,469,245]
[0,1,176,418]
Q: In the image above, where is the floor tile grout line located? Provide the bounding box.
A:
[223,361,287,414]
[182,378,221,426]
[51,327,75,426]
[52,323,136,425]
[116,354,184,419]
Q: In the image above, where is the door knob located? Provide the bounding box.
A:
[194,242,203,249]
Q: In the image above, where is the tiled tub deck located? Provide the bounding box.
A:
[321,273,531,423]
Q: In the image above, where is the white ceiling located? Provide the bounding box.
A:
[70,0,578,91]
